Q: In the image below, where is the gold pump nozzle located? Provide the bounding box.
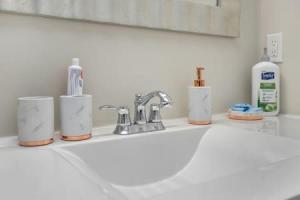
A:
[194,67,205,87]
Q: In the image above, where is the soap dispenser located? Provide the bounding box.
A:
[188,67,212,125]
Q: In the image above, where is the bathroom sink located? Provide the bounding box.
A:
[57,124,300,199]
[3,117,300,200]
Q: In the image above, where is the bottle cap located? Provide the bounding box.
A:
[194,67,205,87]
[72,58,80,66]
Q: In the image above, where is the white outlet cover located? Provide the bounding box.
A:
[267,32,283,63]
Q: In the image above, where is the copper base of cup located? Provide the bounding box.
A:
[61,133,92,141]
[19,138,54,147]
[188,119,211,125]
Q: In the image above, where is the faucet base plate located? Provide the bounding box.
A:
[114,122,165,135]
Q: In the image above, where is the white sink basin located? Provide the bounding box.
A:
[60,126,208,186]
[57,124,300,199]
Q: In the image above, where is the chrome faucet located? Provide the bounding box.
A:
[99,91,172,135]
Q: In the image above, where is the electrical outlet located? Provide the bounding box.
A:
[267,32,283,63]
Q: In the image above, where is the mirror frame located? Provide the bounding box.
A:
[0,0,240,37]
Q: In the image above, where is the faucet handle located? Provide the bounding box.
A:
[99,105,131,126]
[134,105,147,124]
[148,103,162,123]
[99,105,129,114]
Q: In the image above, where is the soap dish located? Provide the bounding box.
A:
[228,104,264,121]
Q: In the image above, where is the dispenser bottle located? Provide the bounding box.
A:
[188,67,212,125]
[67,58,83,96]
[252,48,280,116]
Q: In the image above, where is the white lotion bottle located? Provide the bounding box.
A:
[67,58,83,96]
[252,48,280,116]
[188,67,212,125]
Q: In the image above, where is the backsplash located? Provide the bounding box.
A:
[0,0,258,136]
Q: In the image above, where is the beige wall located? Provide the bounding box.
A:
[258,0,300,115]
[0,0,258,136]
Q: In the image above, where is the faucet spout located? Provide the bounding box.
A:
[134,91,173,108]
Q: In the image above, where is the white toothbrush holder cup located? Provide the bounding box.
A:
[188,86,212,125]
[17,96,54,147]
[60,95,92,141]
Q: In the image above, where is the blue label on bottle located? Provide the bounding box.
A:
[261,72,274,80]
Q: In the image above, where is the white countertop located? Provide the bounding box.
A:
[1,114,300,200]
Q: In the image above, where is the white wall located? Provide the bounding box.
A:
[258,0,300,115]
[0,0,258,136]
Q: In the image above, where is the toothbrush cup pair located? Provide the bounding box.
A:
[17,95,93,147]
